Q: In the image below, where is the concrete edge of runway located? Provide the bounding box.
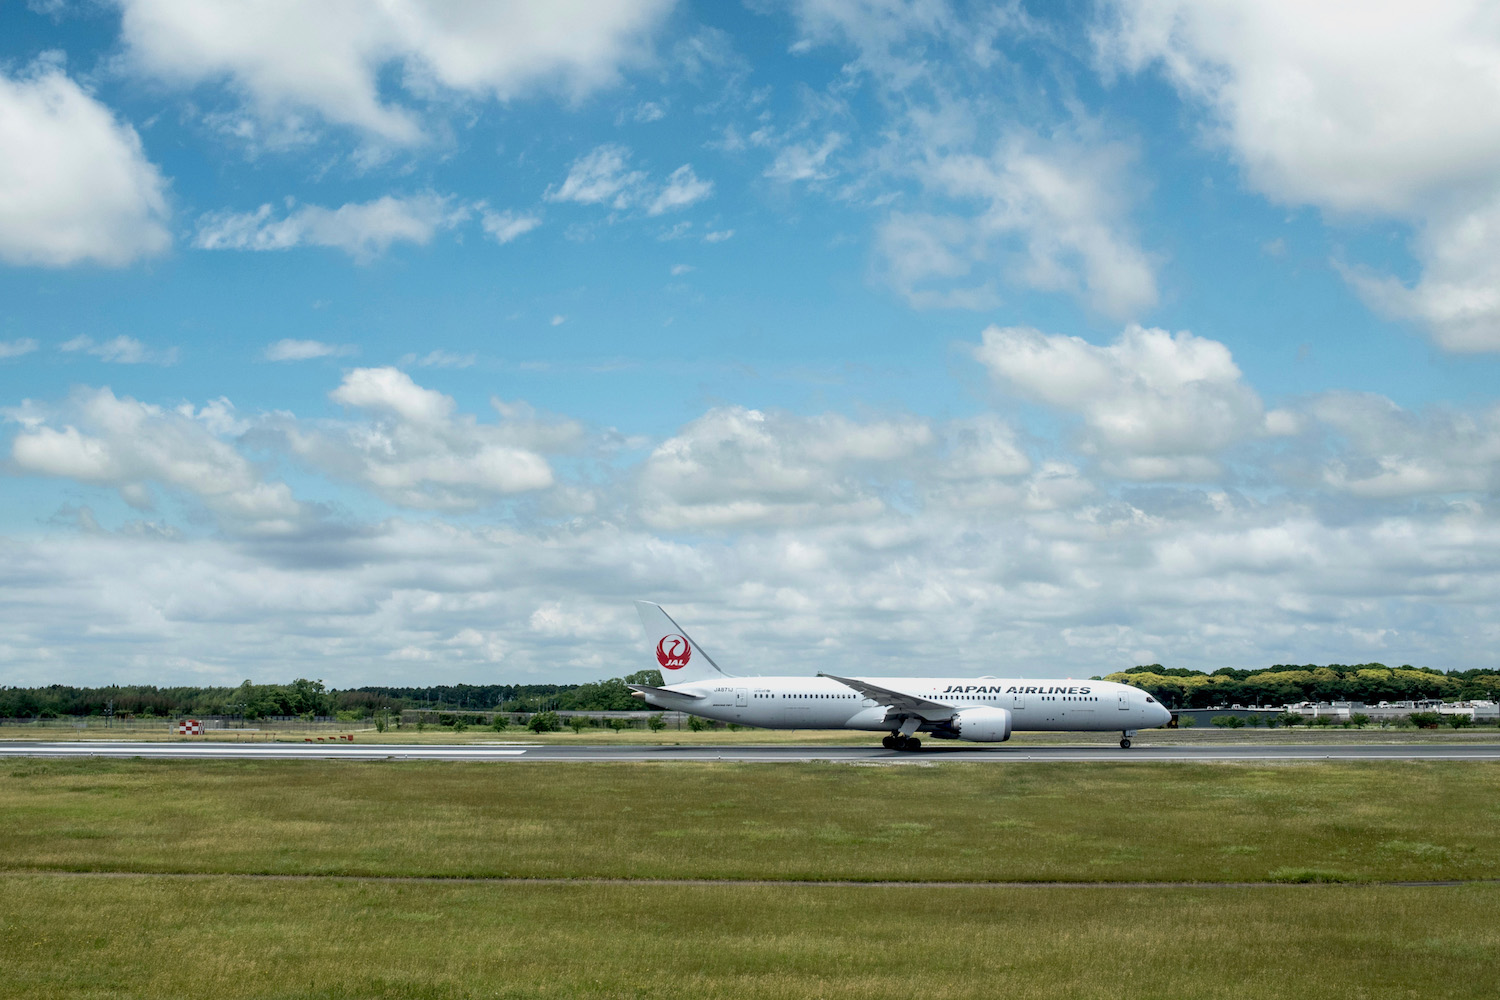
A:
[4,740,1500,762]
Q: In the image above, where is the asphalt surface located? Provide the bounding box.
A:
[4,740,1500,762]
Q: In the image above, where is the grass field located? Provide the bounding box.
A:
[3,758,1498,998]
[3,759,1499,882]
[2,876,1497,999]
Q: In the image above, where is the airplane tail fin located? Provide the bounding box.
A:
[635,601,732,684]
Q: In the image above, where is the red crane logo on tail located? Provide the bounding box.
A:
[656,634,692,670]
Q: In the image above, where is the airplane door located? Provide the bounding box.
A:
[735,688,748,708]
[1012,692,1026,710]
[1117,692,1130,711]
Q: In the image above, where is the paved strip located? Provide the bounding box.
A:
[6,870,1498,890]
[4,741,1500,762]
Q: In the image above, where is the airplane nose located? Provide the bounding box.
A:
[1154,704,1173,727]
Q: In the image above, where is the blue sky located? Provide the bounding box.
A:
[3,0,1500,687]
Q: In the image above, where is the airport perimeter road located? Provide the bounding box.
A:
[4,741,1500,762]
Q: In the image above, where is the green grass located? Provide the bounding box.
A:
[1,875,1496,999]
[3,759,1499,883]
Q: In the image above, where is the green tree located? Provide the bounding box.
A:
[489,715,508,733]
[687,715,707,732]
[569,715,588,734]
[1409,712,1442,729]
[1349,713,1371,729]
[1277,713,1302,727]
[1447,714,1473,729]
[528,711,561,733]
[647,713,666,733]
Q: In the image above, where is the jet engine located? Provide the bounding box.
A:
[948,706,1012,742]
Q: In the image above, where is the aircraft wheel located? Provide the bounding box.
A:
[904,737,921,751]
[1120,737,1132,749]
[881,735,896,749]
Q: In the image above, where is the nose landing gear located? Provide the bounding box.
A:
[1120,728,1137,749]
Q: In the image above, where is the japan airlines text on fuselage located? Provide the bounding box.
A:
[629,602,1173,749]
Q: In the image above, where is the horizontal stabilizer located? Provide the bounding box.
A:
[627,683,707,701]
[819,673,954,718]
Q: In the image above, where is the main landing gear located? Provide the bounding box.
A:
[882,734,922,751]
[1120,729,1137,749]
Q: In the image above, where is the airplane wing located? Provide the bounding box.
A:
[819,674,954,718]
[627,683,707,701]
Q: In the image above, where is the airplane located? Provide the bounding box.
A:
[628,601,1173,750]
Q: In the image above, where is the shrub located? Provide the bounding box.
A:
[1277,713,1303,727]
[1311,715,1333,727]
[687,715,707,732]
[1211,715,1245,729]
[1408,712,1442,729]
[1265,715,1280,729]
[1350,713,1371,728]
[1176,714,1195,728]
[528,711,561,733]
[1447,714,1473,729]
[1247,714,1264,727]
[569,716,588,734]
[490,715,508,733]
[648,714,666,733]
[609,718,629,732]
[451,718,468,733]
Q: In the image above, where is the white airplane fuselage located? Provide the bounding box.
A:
[634,674,1171,737]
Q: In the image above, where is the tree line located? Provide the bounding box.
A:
[0,671,664,720]
[1107,663,1500,710]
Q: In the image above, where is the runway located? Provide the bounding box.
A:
[4,740,1500,762]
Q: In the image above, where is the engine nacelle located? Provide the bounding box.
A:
[949,706,1012,742]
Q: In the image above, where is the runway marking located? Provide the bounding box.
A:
[5,870,1498,890]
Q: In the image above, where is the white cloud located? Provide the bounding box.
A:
[648,164,714,215]
[884,130,1157,318]
[975,324,1280,479]
[1096,0,1500,349]
[0,59,170,267]
[59,335,177,365]
[765,132,846,183]
[546,144,646,209]
[401,349,476,369]
[1307,392,1500,499]
[8,388,300,530]
[117,0,677,144]
[636,406,933,529]
[195,194,467,261]
[480,208,542,244]
[0,339,39,359]
[703,229,734,243]
[264,339,356,362]
[279,367,564,509]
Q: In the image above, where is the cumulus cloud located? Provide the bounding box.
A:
[975,324,1286,479]
[480,208,542,244]
[8,388,300,530]
[9,366,1500,684]
[0,339,39,359]
[1306,393,1500,499]
[1096,0,1500,349]
[270,367,569,510]
[195,194,468,261]
[648,164,714,215]
[545,144,646,209]
[765,132,846,183]
[882,130,1158,318]
[0,59,170,267]
[116,0,677,144]
[59,335,177,365]
[637,406,934,529]
[264,339,356,362]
